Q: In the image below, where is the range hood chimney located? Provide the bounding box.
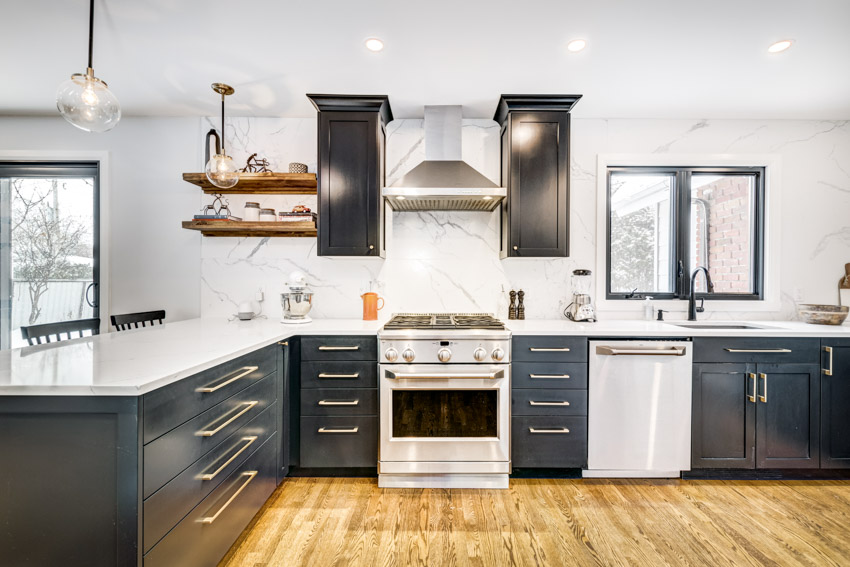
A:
[383,105,505,212]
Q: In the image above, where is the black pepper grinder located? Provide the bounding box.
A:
[509,290,517,320]
[517,290,525,320]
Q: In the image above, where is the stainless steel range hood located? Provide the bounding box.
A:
[383,106,505,212]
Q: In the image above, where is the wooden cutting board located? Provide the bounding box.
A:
[841,263,850,307]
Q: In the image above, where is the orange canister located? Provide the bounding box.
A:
[361,292,384,320]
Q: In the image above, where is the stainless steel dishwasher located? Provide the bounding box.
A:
[584,340,693,478]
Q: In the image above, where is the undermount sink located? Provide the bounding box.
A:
[668,323,773,330]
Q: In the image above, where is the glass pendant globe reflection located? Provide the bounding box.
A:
[205,153,239,189]
[56,70,121,133]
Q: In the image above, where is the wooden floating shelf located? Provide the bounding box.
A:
[182,172,317,194]
[182,220,317,238]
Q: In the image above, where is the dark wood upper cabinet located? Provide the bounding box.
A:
[307,95,392,257]
[494,95,581,258]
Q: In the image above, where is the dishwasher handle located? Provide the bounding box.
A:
[595,345,687,356]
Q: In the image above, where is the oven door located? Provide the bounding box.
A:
[379,363,510,471]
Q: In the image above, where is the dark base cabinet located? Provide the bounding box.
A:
[299,336,379,470]
[691,338,820,470]
[510,335,588,469]
[822,338,850,468]
[0,342,285,567]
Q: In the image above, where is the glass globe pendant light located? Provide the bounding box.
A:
[205,83,239,189]
[56,0,121,132]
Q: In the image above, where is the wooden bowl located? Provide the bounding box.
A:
[797,304,849,325]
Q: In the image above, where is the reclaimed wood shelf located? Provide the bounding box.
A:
[182,172,317,194]
[182,220,317,238]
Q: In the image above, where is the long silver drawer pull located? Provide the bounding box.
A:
[196,366,258,393]
[318,346,360,351]
[529,374,570,379]
[197,401,259,437]
[595,346,686,356]
[529,427,570,434]
[199,437,257,481]
[318,400,360,406]
[759,373,767,403]
[724,348,792,353]
[529,347,570,352]
[200,471,257,524]
[386,369,505,380]
[529,401,570,406]
[318,427,359,433]
[318,373,360,379]
[823,346,834,376]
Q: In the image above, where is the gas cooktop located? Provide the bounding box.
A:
[382,313,506,331]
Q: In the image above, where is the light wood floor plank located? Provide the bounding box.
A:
[219,477,850,567]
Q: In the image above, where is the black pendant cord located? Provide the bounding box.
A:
[220,95,226,155]
[87,0,94,70]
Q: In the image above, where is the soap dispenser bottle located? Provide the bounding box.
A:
[644,296,654,321]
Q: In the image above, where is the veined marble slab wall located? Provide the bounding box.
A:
[199,116,849,321]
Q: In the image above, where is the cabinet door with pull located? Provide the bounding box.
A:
[754,363,820,469]
[691,363,756,469]
[822,341,850,467]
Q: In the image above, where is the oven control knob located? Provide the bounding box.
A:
[384,347,399,362]
[402,348,416,362]
[491,347,505,362]
[437,348,452,363]
[473,347,487,362]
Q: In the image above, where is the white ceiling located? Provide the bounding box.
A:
[2,0,849,120]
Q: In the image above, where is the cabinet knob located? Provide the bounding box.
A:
[369,245,375,250]
[512,245,518,251]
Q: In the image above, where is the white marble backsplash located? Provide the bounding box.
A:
[199,116,849,322]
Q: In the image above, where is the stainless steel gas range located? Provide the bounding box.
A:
[377,313,511,489]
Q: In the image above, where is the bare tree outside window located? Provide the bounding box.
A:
[10,178,93,325]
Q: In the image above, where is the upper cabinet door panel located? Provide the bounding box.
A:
[511,113,566,253]
[319,112,378,256]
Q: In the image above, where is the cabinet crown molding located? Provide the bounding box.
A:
[307,94,393,123]
[494,94,582,125]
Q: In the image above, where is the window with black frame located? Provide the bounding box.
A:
[606,166,764,301]
[0,162,100,350]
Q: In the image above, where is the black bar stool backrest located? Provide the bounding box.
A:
[20,318,101,346]
[110,310,166,332]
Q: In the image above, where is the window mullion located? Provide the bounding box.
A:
[674,170,692,299]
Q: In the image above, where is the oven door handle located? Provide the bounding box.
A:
[385,369,506,380]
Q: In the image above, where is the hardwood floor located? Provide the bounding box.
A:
[219,477,850,567]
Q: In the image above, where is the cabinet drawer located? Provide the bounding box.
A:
[300,416,378,468]
[301,388,378,417]
[144,436,276,567]
[693,338,820,364]
[512,336,587,362]
[300,361,377,388]
[512,416,587,468]
[301,336,377,361]
[512,362,587,389]
[143,404,276,553]
[512,389,587,416]
[143,345,277,444]
[144,375,275,498]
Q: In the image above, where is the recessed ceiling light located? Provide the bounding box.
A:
[396,196,406,200]
[567,39,587,52]
[365,38,384,52]
[768,40,793,53]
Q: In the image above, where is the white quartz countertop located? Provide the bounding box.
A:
[1,316,847,396]
[505,319,850,337]
[0,318,383,396]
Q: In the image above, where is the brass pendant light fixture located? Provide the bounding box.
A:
[56,0,121,132]
[205,83,239,189]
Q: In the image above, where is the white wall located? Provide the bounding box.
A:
[1,114,847,324]
[0,116,203,324]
